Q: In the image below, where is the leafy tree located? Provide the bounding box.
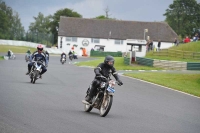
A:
[50,8,82,44]
[0,9,9,38]
[0,0,25,40]
[95,15,108,19]
[164,0,200,38]
[29,12,53,34]
[28,12,53,44]
[11,12,25,40]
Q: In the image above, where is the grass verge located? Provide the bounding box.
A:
[146,41,200,62]
[0,45,36,53]
[124,72,200,97]
[0,56,3,60]
[76,57,162,70]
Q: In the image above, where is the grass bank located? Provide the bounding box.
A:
[146,41,200,62]
[76,57,162,70]
[0,56,3,60]
[0,45,36,53]
[125,72,200,97]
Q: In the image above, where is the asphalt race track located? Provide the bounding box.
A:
[0,54,200,133]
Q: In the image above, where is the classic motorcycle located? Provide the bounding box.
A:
[82,76,121,117]
[29,61,43,84]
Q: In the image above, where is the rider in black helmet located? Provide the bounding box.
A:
[85,55,123,103]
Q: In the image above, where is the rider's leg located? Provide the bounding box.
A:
[85,79,100,103]
[39,66,47,78]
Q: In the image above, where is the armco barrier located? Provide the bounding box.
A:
[136,57,199,70]
[187,63,200,70]
[124,57,130,65]
[90,51,122,57]
[136,57,153,67]
[153,60,187,70]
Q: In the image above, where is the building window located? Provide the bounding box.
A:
[72,37,77,42]
[91,38,100,43]
[66,37,77,42]
[115,40,123,45]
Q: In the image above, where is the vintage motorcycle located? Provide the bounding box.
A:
[29,61,43,84]
[82,76,121,117]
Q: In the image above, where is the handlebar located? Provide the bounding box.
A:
[96,75,122,86]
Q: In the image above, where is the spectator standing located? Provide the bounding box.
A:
[195,33,199,41]
[149,40,153,51]
[174,38,177,46]
[157,40,161,51]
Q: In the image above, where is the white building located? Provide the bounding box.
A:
[57,17,178,57]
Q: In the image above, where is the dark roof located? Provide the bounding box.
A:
[58,17,178,42]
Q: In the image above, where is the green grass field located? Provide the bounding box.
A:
[76,57,162,70]
[0,45,36,53]
[0,56,3,60]
[125,72,200,97]
[146,41,200,62]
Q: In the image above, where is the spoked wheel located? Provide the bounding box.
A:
[32,71,39,84]
[99,95,113,117]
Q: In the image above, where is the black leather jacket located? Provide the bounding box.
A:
[94,63,120,80]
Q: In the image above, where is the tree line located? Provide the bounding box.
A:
[0,0,200,45]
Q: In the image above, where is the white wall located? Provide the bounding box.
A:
[0,39,64,54]
[153,41,174,49]
[0,39,45,48]
[57,36,174,57]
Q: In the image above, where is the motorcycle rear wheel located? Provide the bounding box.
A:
[99,95,113,117]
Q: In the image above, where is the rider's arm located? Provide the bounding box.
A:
[42,52,47,65]
[112,67,123,85]
[111,67,120,80]
[94,63,103,76]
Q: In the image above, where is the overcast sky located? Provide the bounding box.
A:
[5,0,181,31]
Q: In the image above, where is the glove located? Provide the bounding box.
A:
[95,73,101,77]
[117,80,123,86]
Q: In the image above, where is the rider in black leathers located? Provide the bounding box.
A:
[85,55,123,103]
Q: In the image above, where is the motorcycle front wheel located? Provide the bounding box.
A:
[99,95,113,117]
[32,70,39,84]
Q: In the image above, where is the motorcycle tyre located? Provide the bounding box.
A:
[99,95,113,117]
